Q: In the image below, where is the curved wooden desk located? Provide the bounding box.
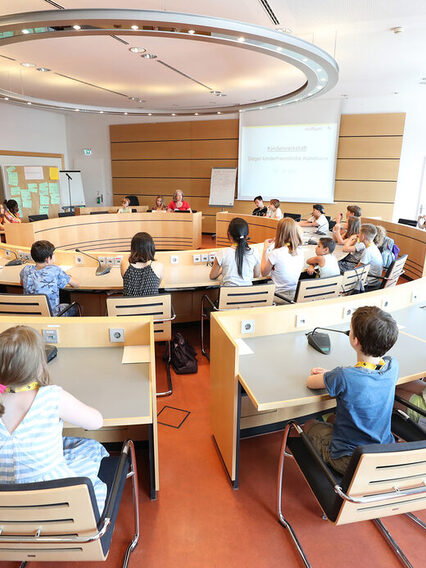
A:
[216,212,426,279]
[4,211,202,251]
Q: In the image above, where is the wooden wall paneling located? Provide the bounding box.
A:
[112,178,212,196]
[111,159,238,178]
[334,181,397,203]
[336,159,400,181]
[111,139,238,160]
[110,119,239,142]
[337,136,403,158]
[339,113,406,136]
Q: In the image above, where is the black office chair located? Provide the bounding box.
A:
[392,393,426,442]
[0,440,139,568]
[398,218,417,227]
[58,211,75,218]
[90,211,109,215]
[284,213,302,222]
[325,215,331,223]
[28,214,48,222]
[126,195,140,206]
[277,422,426,568]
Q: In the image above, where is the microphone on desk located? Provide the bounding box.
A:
[0,248,23,266]
[306,327,350,355]
[75,248,111,276]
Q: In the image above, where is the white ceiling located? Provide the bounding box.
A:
[0,0,425,113]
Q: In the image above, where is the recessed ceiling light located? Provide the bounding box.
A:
[188,29,195,34]
[21,29,30,35]
[194,112,198,115]
[171,113,176,116]
[21,62,36,68]
[238,37,245,42]
[148,113,152,116]
[37,67,50,72]
[276,46,283,52]
[74,108,80,111]
[124,112,128,115]
[129,47,146,54]
[4,97,9,100]
[73,25,81,31]
[217,111,221,114]
[316,68,322,72]
[320,77,326,82]
[302,57,308,62]
[131,25,139,31]
[141,53,157,59]
[27,102,32,105]
[99,110,104,113]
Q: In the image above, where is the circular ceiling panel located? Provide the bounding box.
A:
[0,9,339,115]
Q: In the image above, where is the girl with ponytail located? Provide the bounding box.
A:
[210,217,260,285]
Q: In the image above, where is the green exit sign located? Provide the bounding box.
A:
[83,148,92,156]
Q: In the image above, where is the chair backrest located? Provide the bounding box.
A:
[218,284,275,310]
[398,218,417,227]
[284,212,302,222]
[0,294,52,316]
[106,294,172,341]
[295,275,343,303]
[336,441,426,525]
[28,214,48,222]
[0,478,106,561]
[90,211,109,215]
[58,211,75,218]
[381,254,408,288]
[340,265,370,295]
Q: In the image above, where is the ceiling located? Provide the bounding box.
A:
[0,0,425,114]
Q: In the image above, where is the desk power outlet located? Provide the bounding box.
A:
[109,328,125,343]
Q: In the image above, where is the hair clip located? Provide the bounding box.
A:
[0,384,7,394]
[239,235,244,239]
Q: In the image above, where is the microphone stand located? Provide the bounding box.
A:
[0,248,23,266]
[75,248,111,276]
[306,326,350,355]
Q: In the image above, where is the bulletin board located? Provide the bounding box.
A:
[1,164,61,221]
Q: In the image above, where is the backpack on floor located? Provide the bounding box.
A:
[170,332,198,374]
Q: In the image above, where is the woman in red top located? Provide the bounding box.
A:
[167,190,191,212]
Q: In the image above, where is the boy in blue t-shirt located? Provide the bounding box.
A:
[305,306,399,474]
[20,240,79,315]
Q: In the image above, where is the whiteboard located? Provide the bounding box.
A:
[59,170,86,207]
[209,168,237,207]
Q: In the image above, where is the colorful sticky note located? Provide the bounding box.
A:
[20,189,31,200]
[22,198,32,209]
[7,171,18,186]
[50,195,60,204]
[48,182,59,194]
[39,195,50,205]
[28,183,40,193]
[5,166,15,172]
[10,186,21,196]
[49,167,59,180]
[39,205,49,215]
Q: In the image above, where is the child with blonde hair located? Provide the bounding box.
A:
[0,326,108,512]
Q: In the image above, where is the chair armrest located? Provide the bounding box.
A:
[101,440,131,522]
[201,294,218,311]
[395,394,426,418]
[274,292,294,304]
[57,301,81,317]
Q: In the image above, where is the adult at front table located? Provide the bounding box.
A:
[167,190,191,212]
[252,195,267,216]
[3,199,21,224]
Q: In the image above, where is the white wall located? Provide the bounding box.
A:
[0,103,68,162]
[342,93,426,221]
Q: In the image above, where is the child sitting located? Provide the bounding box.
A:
[332,216,360,245]
[20,240,79,316]
[266,199,283,220]
[374,225,395,269]
[305,306,399,474]
[0,326,109,512]
[118,197,131,213]
[305,237,340,278]
[355,224,383,290]
[334,204,362,233]
[299,204,329,233]
[210,218,260,286]
[121,232,164,296]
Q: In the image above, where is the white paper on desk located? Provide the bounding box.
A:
[122,345,150,364]
[235,338,253,355]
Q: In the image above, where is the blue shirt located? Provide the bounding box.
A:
[20,264,71,315]
[324,357,398,458]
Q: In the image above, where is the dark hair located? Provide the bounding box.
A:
[30,240,55,263]
[313,204,325,214]
[347,205,362,217]
[227,218,250,278]
[254,196,263,202]
[351,306,398,357]
[5,199,19,214]
[129,232,155,264]
[319,237,336,254]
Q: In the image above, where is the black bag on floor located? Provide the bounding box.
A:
[170,332,198,374]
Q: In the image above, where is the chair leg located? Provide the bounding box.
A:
[157,341,173,397]
[405,512,426,530]
[277,423,312,568]
[19,562,28,568]
[373,519,413,568]
[200,302,210,360]
[122,441,140,568]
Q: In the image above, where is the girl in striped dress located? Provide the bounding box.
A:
[0,326,108,514]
